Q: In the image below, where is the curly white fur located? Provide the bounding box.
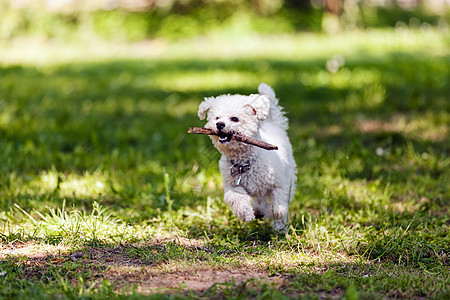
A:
[197,83,297,232]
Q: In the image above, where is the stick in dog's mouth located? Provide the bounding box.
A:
[188,127,278,151]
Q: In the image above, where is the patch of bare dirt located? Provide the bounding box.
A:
[108,267,272,294]
[0,241,70,259]
[0,241,275,294]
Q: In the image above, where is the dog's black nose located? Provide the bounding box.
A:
[216,122,225,131]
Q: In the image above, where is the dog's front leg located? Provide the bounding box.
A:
[223,186,255,222]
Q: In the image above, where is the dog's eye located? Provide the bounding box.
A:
[230,117,239,122]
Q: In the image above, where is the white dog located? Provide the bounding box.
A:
[197,83,297,232]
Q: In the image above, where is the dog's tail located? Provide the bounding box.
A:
[258,83,289,130]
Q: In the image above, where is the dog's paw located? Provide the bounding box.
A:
[271,205,287,220]
[236,209,255,222]
[224,189,255,222]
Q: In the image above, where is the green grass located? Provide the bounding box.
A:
[0,29,449,299]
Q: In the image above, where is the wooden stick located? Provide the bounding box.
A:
[188,127,278,151]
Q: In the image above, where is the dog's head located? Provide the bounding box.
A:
[197,93,270,150]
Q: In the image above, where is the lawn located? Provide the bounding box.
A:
[0,28,449,299]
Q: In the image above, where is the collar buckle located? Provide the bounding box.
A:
[230,160,251,185]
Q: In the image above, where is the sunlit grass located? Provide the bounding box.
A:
[357,112,449,142]
[0,28,447,66]
[30,171,108,199]
[153,70,265,92]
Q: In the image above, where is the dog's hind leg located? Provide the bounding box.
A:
[273,216,289,233]
[265,188,290,232]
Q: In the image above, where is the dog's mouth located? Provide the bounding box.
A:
[218,130,234,144]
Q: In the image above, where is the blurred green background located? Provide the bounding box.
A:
[0,0,449,41]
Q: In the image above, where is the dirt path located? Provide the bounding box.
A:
[1,241,277,294]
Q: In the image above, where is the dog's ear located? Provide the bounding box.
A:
[198,97,214,120]
[247,94,270,120]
